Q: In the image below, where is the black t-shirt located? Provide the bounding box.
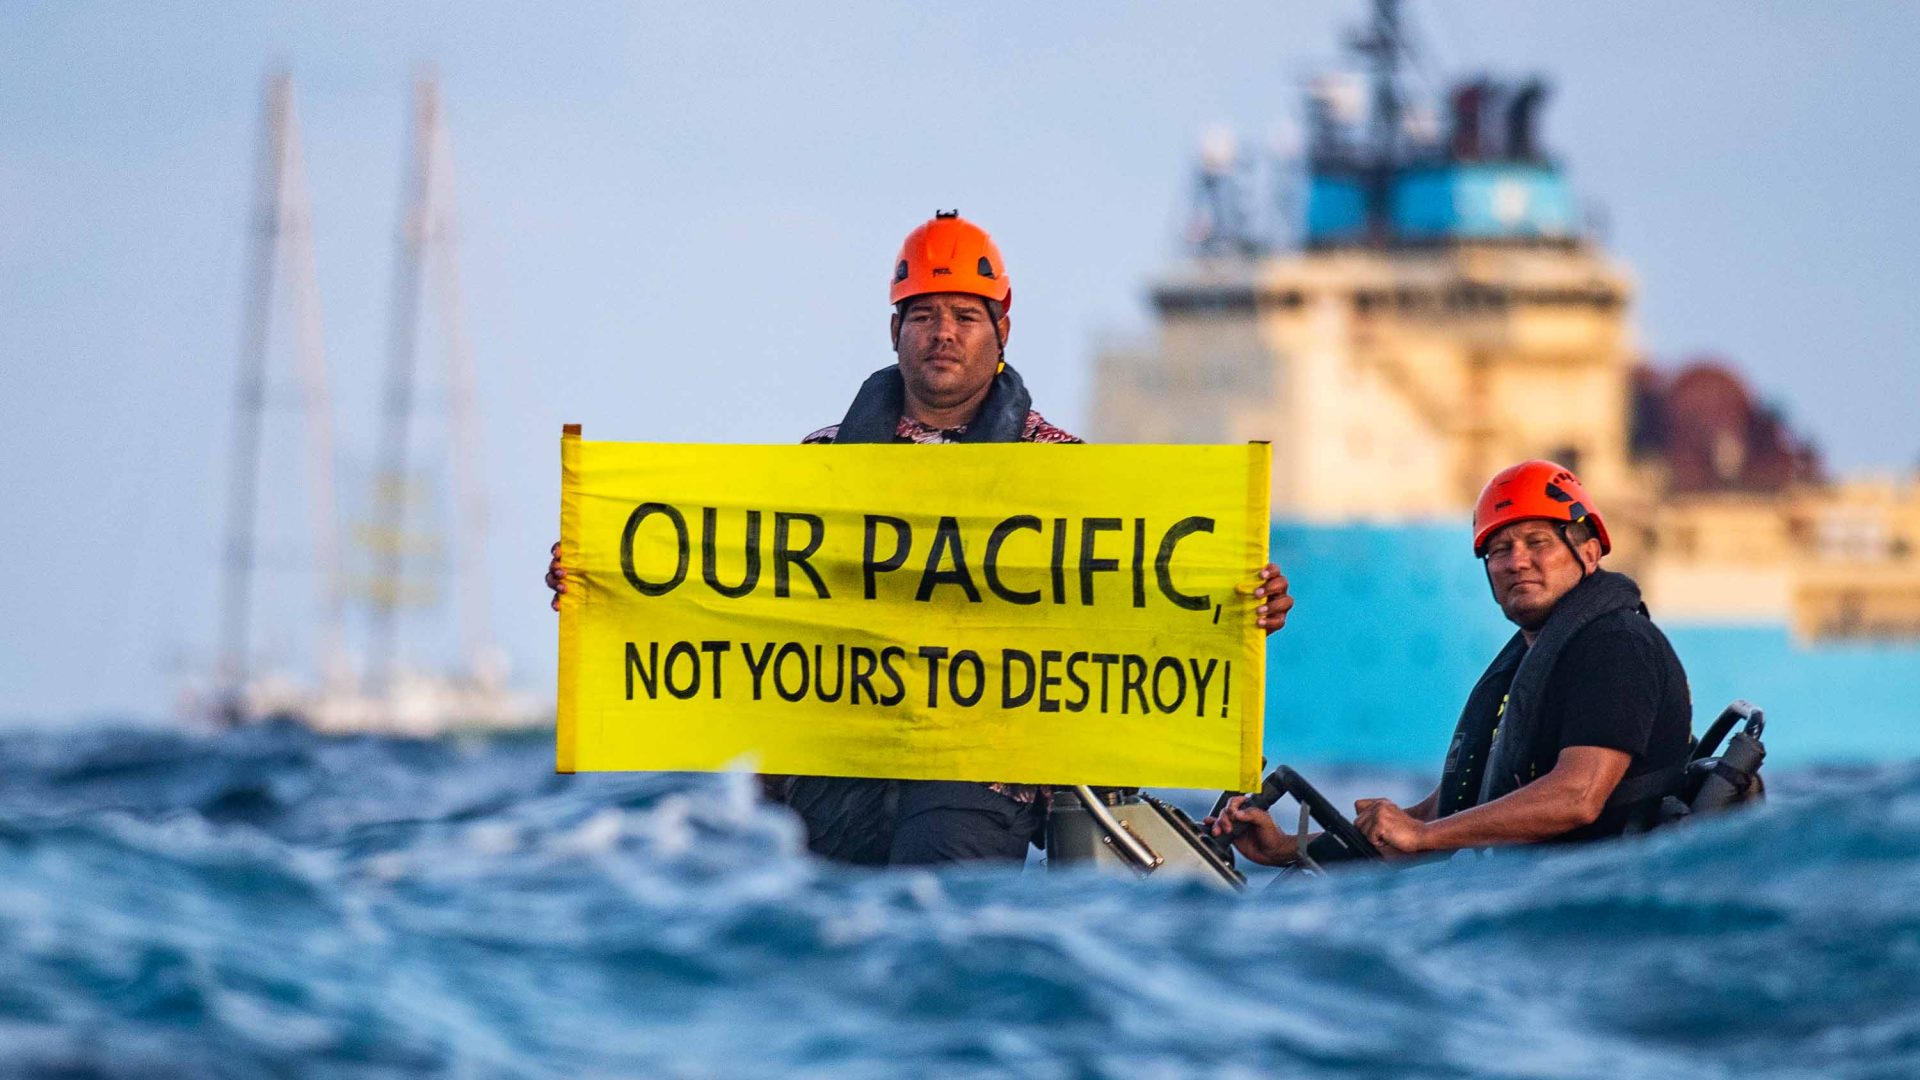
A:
[1518,609,1694,841]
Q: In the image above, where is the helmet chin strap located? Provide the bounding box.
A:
[1555,521,1595,580]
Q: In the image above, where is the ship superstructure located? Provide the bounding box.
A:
[1096,0,1635,519]
[1093,0,1920,640]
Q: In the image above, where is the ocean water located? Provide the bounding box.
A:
[3,522,1913,1076]
[3,722,1918,1079]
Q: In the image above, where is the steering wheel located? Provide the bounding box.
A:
[1242,765,1382,862]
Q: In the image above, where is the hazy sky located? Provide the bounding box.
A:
[4,2,1917,722]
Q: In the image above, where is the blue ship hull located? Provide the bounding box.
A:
[1265,521,1920,767]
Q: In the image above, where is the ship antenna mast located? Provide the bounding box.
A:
[1351,0,1408,242]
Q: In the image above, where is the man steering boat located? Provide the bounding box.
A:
[1212,461,1693,865]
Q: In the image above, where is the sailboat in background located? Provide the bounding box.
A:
[189,71,543,736]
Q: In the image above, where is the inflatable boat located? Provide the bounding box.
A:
[1046,700,1771,890]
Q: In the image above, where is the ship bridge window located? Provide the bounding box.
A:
[1509,288,1621,310]
[1818,516,1888,560]
[1444,284,1509,312]
[1153,287,1258,316]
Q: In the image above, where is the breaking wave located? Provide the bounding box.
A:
[1,723,1914,1078]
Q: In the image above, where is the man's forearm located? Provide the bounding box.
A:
[1416,772,1597,851]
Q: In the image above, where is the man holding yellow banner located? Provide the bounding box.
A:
[546,211,1291,867]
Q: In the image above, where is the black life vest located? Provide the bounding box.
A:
[832,363,1033,445]
[1435,570,1682,821]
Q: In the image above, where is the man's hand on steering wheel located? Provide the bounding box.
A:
[1353,798,1426,859]
[1204,795,1299,867]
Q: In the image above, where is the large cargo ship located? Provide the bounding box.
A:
[1091,0,1920,761]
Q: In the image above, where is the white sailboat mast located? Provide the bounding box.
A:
[216,73,345,720]
[367,70,497,690]
[422,85,496,679]
[281,89,349,688]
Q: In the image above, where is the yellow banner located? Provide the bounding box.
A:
[557,428,1270,789]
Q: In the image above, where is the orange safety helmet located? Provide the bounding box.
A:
[1472,459,1613,557]
[889,210,1012,311]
